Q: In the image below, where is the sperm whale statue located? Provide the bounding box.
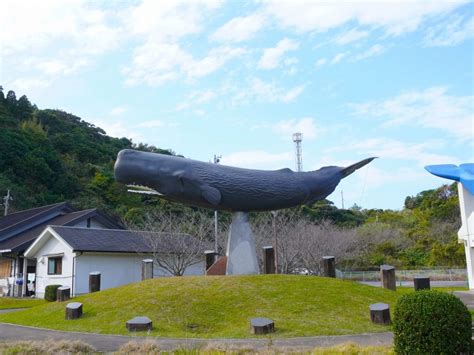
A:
[114,149,375,212]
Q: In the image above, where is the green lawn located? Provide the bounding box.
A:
[0,276,467,339]
[0,298,45,310]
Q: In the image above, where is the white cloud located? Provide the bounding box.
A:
[334,28,369,45]
[329,137,460,167]
[220,150,293,169]
[351,87,474,141]
[176,90,217,111]
[110,106,128,116]
[233,78,305,104]
[315,58,327,67]
[8,77,52,91]
[125,0,222,41]
[272,117,322,140]
[352,44,385,61]
[138,120,165,128]
[258,38,299,70]
[331,52,348,64]
[424,15,474,47]
[210,13,266,42]
[124,43,246,86]
[261,0,466,36]
[1,0,121,83]
[91,119,142,142]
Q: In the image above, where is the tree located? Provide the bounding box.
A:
[127,210,213,276]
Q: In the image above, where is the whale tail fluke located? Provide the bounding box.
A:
[341,157,377,178]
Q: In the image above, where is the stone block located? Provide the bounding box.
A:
[126,316,153,332]
[65,302,83,320]
[414,276,430,291]
[322,256,336,278]
[380,264,396,291]
[57,286,70,302]
[369,303,391,325]
[251,317,275,335]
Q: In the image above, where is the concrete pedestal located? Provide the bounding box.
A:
[226,212,260,275]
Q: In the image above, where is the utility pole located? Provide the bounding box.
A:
[213,154,222,253]
[2,190,12,216]
[271,210,279,274]
[341,190,345,209]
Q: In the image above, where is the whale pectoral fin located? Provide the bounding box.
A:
[201,185,221,206]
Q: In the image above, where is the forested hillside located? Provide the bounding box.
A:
[0,87,464,268]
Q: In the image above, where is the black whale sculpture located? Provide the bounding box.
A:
[114,149,375,212]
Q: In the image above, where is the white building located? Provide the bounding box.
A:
[24,226,206,298]
[0,202,123,297]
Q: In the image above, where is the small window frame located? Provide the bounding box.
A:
[47,256,62,275]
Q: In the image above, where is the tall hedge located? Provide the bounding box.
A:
[44,284,61,302]
[393,290,471,354]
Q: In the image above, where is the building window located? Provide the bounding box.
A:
[87,218,91,228]
[47,257,62,275]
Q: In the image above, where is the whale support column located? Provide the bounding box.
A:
[458,183,474,289]
[226,212,260,275]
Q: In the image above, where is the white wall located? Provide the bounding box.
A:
[74,253,205,295]
[33,235,75,298]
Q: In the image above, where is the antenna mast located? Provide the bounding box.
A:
[292,132,303,172]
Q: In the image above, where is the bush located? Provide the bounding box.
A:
[393,290,471,354]
[44,284,61,302]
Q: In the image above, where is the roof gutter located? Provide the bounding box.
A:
[0,249,12,254]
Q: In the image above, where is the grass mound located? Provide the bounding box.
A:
[0,275,400,338]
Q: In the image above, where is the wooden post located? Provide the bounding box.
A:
[141,259,153,280]
[126,316,153,331]
[414,276,430,291]
[65,302,83,320]
[251,317,275,334]
[204,251,217,270]
[263,246,275,274]
[89,271,101,293]
[369,303,391,325]
[380,264,396,291]
[57,286,70,302]
[322,256,336,278]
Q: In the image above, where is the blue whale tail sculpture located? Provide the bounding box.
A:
[425,164,474,195]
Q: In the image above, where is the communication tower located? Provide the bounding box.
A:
[292,132,303,172]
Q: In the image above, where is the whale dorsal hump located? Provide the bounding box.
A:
[276,168,293,173]
[201,185,222,206]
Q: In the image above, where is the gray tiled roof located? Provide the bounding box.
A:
[50,226,209,254]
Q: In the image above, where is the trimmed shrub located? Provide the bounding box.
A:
[393,290,471,354]
[44,284,61,302]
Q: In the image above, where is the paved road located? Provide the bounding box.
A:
[0,323,393,351]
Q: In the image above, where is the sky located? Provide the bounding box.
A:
[1,0,473,210]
